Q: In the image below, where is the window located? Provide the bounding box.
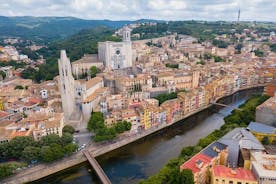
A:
[237,182,242,184]
[229,181,233,184]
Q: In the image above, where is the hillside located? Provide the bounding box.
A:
[22,26,120,82]
[0,16,160,43]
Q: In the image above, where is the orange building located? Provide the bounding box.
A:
[211,165,257,184]
[264,82,276,97]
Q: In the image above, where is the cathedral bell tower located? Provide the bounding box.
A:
[58,50,76,122]
[123,26,131,42]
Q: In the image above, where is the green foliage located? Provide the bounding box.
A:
[61,133,73,146]
[203,53,212,60]
[261,136,270,145]
[19,27,121,82]
[154,92,177,105]
[7,136,35,159]
[0,16,134,43]
[94,127,117,142]
[196,60,205,65]
[64,143,78,156]
[89,66,99,78]
[87,112,132,142]
[212,39,229,48]
[165,63,179,68]
[40,143,64,163]
[62,125,75,134]
[253,49,264,57]
[87,111,105,131]
[114,121,132,133]
[0,70,6,79]
[19,47,39,60]
[0,162,26,179]
[213,55,225,62]
[235,43,243,53]
[14,85,24,90]
[0,131,78,167]
[224,94,269,126]
[21,146,41,162]
[270,43,276,52]
[0,60,26,69]
[40,134,61,146]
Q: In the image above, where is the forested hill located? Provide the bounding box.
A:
[0,16,160,43]
[22,27,120,82]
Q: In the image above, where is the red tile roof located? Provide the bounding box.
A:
[180,153,212,173]
[213,165,256,181]
[0,111,9,118]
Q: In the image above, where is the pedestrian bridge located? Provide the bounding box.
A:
[210,102,242,111]
[83,150,111,184]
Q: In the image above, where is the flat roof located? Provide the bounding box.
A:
[248,122,276,134]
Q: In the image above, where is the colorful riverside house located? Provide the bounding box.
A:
[143,106,150,130]
[211,165,257,184]
[160,99,180,123]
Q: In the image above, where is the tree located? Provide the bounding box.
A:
[40,146,54,162]
[62,125,75,134]
[40,144,64,162]
[261,136,270,145]
[61,132,73,146]
[254,49,264,57]
[21,146,40,163]
[14,85,24,90]
[115,121,125,134]
[89,66,99,78]
[0,71,6,79]
[7,136,35,159]
[123,121,132,131]
[50,143,64,160]
[39,134,61,146]
[179,169,194,184]
[0,163,14,179]
[87,112,105,131]
[64,143,78,155]
[167,168,194,184]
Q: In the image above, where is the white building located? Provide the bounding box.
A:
[98,26,133,70]
[251,151,276,184]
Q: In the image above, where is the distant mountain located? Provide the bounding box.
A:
[0,16,162,43]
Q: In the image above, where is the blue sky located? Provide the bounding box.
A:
[0,0,275,21]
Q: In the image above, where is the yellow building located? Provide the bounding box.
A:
[247,122,276,144]
[211,165,257,184]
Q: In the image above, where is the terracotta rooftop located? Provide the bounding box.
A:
[180,153,212,173]
[85,77,103,89]
[213,165,256,181]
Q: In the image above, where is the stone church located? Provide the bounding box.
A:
[58,26,133,127]
[98,26,133,70]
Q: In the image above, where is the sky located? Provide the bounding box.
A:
[0,0,275,21]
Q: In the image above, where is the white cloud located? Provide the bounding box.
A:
[0,0,275,21]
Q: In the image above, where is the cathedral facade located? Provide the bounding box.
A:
[98,26,132,70]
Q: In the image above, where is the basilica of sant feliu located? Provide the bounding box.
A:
[58,26,133,127]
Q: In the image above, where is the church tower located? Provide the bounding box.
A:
[58,50,76,122]
[123,26,131,42]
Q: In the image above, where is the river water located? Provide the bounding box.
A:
[32,88,262,184]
